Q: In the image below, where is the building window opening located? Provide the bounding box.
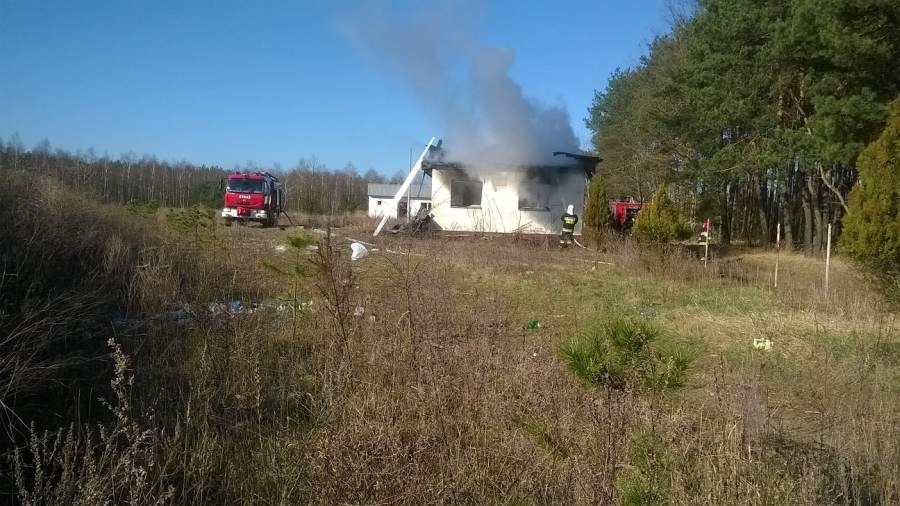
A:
[518,183,551,211]
[450,180,483,207]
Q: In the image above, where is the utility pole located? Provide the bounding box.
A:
[407,147,412,223]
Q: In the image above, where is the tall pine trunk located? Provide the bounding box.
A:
[808,174,823,254]
[721,181,732,245]
[757,174,769,245]
[781,184,794,250]
[801,171,814,253]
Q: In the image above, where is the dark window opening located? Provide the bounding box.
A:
[450,180,483,207]
[518,183,551,211]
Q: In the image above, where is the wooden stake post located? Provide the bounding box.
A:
[703,218,710,268]
[825,223,832,292]
[774,223,780,289]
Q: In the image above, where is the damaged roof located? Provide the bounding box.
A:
[422,157,598,178]
[421,145,600,178]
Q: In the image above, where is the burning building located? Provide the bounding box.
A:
[374,139,599,236]
[424,157,596,234]
[348,3,594,237]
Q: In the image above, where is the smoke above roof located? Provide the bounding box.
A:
[339,1,579,169]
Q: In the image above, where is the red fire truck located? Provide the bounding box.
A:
[609,197,644,229]
[221,172,284,227]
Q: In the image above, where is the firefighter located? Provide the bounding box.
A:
[560,204,578,247]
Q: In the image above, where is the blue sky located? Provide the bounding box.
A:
[0,0,671,174]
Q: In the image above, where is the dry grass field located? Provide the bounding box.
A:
[2,182,898,504]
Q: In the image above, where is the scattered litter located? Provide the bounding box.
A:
[208,302,229,315]
[350,242,369,261]
[753,338,773,351]
[160,307,192,326]
[383,247,426,257]
[274,244,288,253]
[345,237,376,247]
[524,270,534,275]
[277,298,313,313]
[118,297,313,329]
[208,299,244,316]
[353,305,365,317]
[576,259,616,267]
[525,320,541,330]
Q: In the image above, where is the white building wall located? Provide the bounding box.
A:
[368,196,431,219]
[408,198,431,216]
[430,168,586,235]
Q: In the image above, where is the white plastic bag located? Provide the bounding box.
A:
[350,242,369,261]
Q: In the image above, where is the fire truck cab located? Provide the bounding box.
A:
[609,197,643,230]
[221,172,284,227]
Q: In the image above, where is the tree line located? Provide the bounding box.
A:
[0,135,402,213]
[586,0,900,253]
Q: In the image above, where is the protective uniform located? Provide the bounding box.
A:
[560,204,578,247]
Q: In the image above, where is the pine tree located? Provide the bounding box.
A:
[583,172,612,248]
[840,99,900,288]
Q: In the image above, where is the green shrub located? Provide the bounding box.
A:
[583,172,612,248]
[125,199,160,218]
[841,98,900,297]
[165,205,221,246]
[616,426,673,506]
[560,317,693,394]
[632,185,689,244]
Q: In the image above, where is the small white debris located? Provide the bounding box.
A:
[353,305,365,317]
[753,338,773,351]
[350,242,369,261]
[274,244,288,253]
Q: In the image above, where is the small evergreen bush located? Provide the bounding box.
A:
[841,98,900,299]
[616,426,673,506]
[560,317,693,394]
[583,172,612,248]
[165,205,221,245]
[632,185,689,244]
